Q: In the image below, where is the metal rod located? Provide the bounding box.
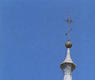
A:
[66,16,72,41]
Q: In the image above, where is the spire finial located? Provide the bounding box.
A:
[65,16,72,48]
[65,16,72,41]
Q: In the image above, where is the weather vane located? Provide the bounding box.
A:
[65,16,72,41]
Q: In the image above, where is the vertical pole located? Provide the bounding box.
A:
[66,16,72,41]
[68,22,70,40]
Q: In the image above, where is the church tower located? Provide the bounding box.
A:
[60,17,76,80]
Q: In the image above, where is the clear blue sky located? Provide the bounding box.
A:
[0,0,95,80]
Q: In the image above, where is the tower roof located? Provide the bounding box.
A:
[63,48,74,63]
[60,48,76,71]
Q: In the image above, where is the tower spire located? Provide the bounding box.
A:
[60,17,76,80]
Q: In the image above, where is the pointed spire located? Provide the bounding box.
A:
[60,47,76,71]
[63,48,73,63]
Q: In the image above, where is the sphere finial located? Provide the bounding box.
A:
[65,40,72,48]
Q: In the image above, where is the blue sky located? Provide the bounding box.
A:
[0,0,95,80]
